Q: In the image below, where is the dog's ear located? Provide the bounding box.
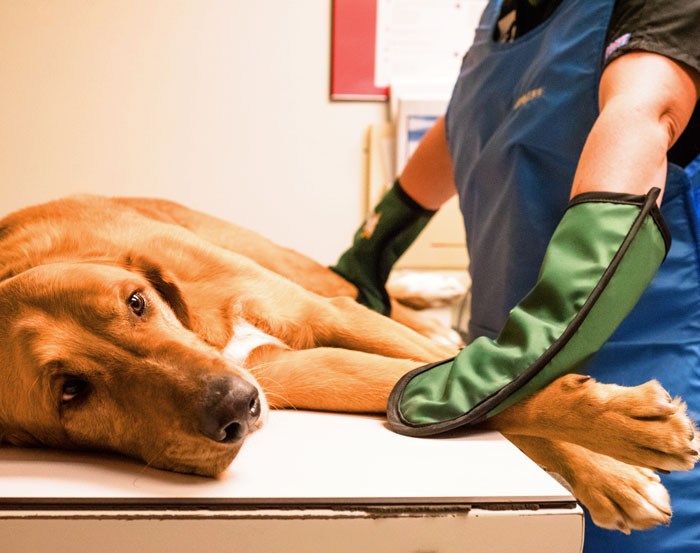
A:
[123,256,192,330]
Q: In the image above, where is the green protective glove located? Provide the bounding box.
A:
[387,188,671,436]
[330,180,435,315]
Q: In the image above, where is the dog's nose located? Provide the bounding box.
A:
[200,377,261,444]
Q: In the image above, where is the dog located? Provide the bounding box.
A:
[0,195,697,534]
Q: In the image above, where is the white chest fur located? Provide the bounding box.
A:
[222,319,288,367]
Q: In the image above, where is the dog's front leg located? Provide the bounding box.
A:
[505,434,672,533]
[484,374,699,473]
[245,346,419,413]
[231,267,457,362]
[312,296,459,361]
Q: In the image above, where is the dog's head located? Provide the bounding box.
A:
[0,260,266,477]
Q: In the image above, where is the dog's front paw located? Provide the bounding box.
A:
[388,300,464,352]
[601,380,699,472]
[546,376,699,472]
[573,457,672,534]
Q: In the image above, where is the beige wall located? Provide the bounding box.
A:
[0,1,386,264]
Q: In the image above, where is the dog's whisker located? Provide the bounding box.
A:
[139,449,164,477]
[142,435,174,471]
[249,376,296,410]
[248,359,295,375]
[261,391,296,410]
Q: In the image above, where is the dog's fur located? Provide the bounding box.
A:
[0,195,697,534]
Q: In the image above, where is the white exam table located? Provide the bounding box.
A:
[0,410,584,553]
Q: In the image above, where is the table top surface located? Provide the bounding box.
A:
[0,410,574,506]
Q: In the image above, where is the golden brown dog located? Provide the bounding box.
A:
[0,195,697,534]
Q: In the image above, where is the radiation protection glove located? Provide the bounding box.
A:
[330,180,435,315]
[387,188,671,436]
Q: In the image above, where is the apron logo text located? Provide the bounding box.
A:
[514,87,544,110]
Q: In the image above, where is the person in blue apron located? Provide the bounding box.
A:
[332,1,700,551]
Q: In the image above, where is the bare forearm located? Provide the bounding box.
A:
[571,53,700,201]
[571,96,670,200]
[399,116,457,210]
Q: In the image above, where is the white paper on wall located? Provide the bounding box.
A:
[374,0,487,88]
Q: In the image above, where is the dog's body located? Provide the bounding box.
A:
[0,195,697,533]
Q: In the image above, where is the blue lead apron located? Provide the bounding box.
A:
[445,0,700,550]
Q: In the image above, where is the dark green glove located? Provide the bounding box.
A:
[330,180,435,315]
[388,188,670,436]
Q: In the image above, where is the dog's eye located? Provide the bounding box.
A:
[61,378,89,403]
[128,292,147,316]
